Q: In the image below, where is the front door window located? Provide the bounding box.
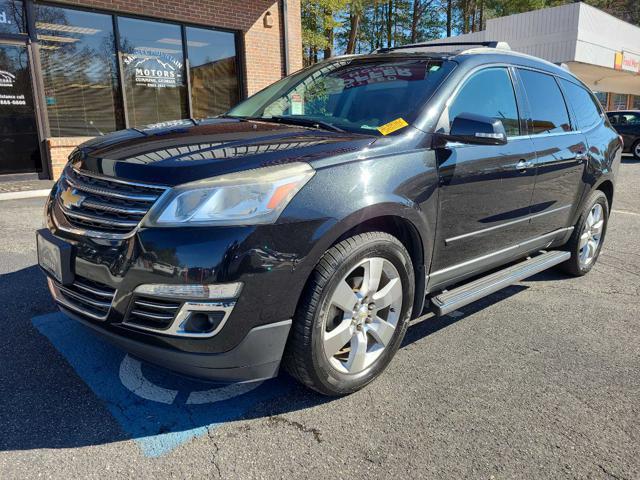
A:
[0,43,41,174]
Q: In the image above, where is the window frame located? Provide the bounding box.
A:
[557,77,605,133]
[440,64,524,139]
[33,1,244,134]
[514,66,574,137]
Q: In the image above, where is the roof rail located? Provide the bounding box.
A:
[375,41,511,54]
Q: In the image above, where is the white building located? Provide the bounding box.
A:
[420,2,640,110]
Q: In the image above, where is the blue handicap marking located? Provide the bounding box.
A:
[32,312,294,457]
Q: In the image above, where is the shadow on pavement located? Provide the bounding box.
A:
[0,264,530,456]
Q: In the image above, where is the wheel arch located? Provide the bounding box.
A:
[595,179,614,210]
[296,204,430,321]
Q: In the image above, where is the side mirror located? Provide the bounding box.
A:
[440,112,508,146]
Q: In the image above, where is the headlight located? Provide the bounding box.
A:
[144,162,315,227]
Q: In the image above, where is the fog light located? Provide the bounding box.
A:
[183,311,226,334]
[134,282,242,300]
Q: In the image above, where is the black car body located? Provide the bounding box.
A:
[607,110,640,159]
[39,44,622,394]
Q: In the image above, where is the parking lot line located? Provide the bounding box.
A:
[612,209,639,217]
[31,312,293,458]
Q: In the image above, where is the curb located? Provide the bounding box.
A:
[0,189,51,201]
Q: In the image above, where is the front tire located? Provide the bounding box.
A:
[633,140,640,160]
[559,190,609,276]
[284,232,414,396]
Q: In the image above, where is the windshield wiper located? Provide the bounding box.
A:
[254,116,346,133]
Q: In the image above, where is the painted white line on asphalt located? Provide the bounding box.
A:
[0,189,51,201]
[119,354,178,404]
[186,382,262,405]
[118,354,263,405]
[612,209,640,217]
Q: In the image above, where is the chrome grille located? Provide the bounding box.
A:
[48,275,116,321]
[56,167,167,236]
[127,297,182,330]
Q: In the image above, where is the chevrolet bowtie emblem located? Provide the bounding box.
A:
[60,186,85,209]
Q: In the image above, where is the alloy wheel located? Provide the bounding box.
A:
[579,203,604,267]
[321,257,403,375]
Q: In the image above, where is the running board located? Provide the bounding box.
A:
[431,250,570,316]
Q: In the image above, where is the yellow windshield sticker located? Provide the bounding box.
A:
[377,118,409,135]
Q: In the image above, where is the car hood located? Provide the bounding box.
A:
[71,118,378,186]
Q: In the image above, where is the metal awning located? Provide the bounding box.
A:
[567,62,640,96]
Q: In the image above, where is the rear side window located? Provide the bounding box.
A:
[560,79,603,131]
[609,112,639,126]
[518,69,571,135]
[448,68,520,137]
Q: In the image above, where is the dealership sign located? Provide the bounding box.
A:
[123,50,183,88]
[614,51,640,74]
[0,69,26,106]
[0,70,15,88]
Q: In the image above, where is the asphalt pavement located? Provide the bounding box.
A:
[0,158,638,479]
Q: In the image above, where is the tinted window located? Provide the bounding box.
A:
[448,68,520,137]
[36,5,123,136]
[519,69,571,135]
[560,79,603,130]
[118,17,188,128]
[186,27,239,119]
[610,113,639,126]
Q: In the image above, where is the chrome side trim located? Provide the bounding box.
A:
[445,205,572,245]
[124,300,236,339]
[433,227,574,278]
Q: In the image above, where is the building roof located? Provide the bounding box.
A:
[417,2,640,95]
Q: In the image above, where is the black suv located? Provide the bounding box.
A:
[606,110,640,159]
[38,42,622,395]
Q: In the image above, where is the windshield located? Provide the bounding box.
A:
[227,57,455,135]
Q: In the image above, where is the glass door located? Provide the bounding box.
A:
[0,41,41,174]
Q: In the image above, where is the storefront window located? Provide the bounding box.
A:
[36,6,122,136]
[594,92,608,109]
[118,17,188,127]
[0,0,25,34]
[186,26,239,119]
[633,95,640,110]
[611,93,627,110]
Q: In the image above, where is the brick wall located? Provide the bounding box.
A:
[48,137,94,179]
[44,0,303,179]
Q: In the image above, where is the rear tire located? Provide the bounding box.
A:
[633,140,640,160]
[558,190,609,276]
[284,232,414,396]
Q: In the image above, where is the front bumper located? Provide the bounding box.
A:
[41,173,329,382]
[60,302,292,382]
